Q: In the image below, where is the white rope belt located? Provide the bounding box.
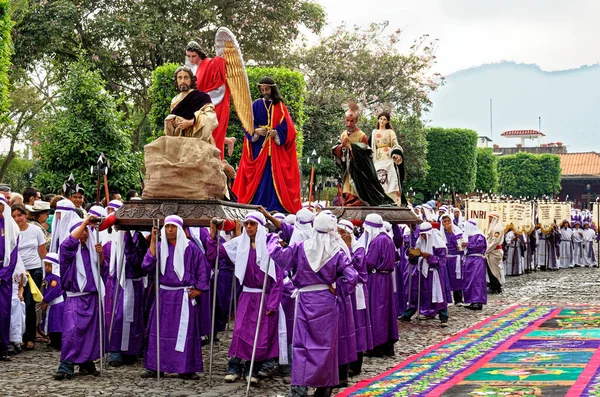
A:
[159,284,195,352]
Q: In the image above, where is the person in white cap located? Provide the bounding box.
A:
[140,215,209,379]
[400,221,450,327]
[207,211,283,385]
[49,199,81,253]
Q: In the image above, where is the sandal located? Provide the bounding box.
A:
[25,342,35,351]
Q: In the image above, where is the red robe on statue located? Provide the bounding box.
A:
[195,57,230,159]
[232,102,302,214]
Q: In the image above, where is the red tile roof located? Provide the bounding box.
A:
[501,129,546,137]
[559,152,600,176]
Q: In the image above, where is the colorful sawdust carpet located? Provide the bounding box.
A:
[337,305,600,396]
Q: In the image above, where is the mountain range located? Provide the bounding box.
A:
[428,61,600,153]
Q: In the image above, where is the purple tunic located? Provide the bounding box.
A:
[337,263,357,366]
[105,232,146,355]
[350,246,373,354]
[43,273,64,333]
[142,241,209,373]
[279,222,294,244]
[463,234,488,305]
[407,247,449,317]
[444,230,464,293]
[392,225,410,316]
[0,219,19,350]
[365,234,398,348]
[207,235,283,362]
[267,236,358,388]
[59,235,101,364]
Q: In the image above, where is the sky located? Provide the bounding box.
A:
[315,0,600,75]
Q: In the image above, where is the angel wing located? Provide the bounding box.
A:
[215,27,254,134]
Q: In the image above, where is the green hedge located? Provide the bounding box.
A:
[497,152,561,197]
[475,147,498,193]
[148,65,306,166]
[423,127,478,194]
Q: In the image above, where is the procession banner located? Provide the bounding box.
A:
[593,203,600,227]
[508,202,534,234]
[536,202,571,228]
[465,200,491,233]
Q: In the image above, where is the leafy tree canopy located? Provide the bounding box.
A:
[475,147,498,193]
[497,152,562,198]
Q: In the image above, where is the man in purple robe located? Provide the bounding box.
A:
[461,221,487,310]
[360,213,398,356]
[0,196,21,361]
[268,213,358,397]
[42,253,64,350]
[105,229,147,366]
[392,224,410,316]
[207,212,284,385]
[141,215,209,379]
[338,219,370,378]
[400,222,450,327]
[54,217,105,380]
[440,214,464,304]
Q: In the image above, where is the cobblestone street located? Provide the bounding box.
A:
[2,265,599,397]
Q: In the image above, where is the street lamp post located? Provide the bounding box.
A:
[307,149,320,209]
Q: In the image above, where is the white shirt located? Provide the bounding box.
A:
[18,225,45,270]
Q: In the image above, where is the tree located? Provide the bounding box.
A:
[12,0,326,147]
[423,127,478,195]
[497,153,561,197]
[475,147,498,193]
[290,22,442,182]
[35,61,141,195]
[0,0,13,119]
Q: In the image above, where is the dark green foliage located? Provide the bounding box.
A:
[497,152,562,197]
[475,147,498,193]
[423,127,478,194]
[148,63,178,141]
[0,155,36,194]
[148,65,306,168]
[0,0,12,119]
[35,61,141,195]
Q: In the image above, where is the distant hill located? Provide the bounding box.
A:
[428,62,600,153]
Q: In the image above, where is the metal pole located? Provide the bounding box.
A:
[154,219,161,382]
[108,237,127,346]
[208,227,222,385]
[95,225,104,376]
[226,272,235,331]
[245,257,272,397]
[416,260,422,321]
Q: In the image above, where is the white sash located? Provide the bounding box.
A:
[277,304,288,365]
[66,291,91,298]
[431,269,444,303]
[448,255,462,280]
[120,277,143,351]
[355,282,366,310]
[160,285,196,352]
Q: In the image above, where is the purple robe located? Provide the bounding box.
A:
[267,236,358,388]
[392,225,410,316]
[279,222,294,244]
[444,230,464,293]
[59,235,101,364]
[142,241,209,373]
[202,229,240,334]
[407,247,449,317]
[0,219,19,351]
[365,234,398,348]
[350,246,373,354]
[207,235,283,362]
[463,234,487,305]
[337,263,357,366]
[105,232,147,355]
[43,273,64,333]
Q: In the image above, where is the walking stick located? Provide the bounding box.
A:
[226,274,235,331]
[406,259,413,309]
[108,235,127,346]
[416,259,422,321]
[153,218,161,382]
[245,257,272,397]
[95,223,105,376]
[208,220,222,385]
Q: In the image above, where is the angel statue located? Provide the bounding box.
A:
[331,101,395,207]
